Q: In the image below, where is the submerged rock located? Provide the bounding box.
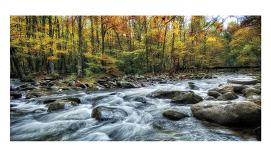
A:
[172,92,203,104]
[188,82,199,90]
[47,101,66,112]
[66,97,81,104]
[228,79,258,85]
[191,101,261,127]
[162,110,188,121]
[133,96,147,103]
[91,106,128,122]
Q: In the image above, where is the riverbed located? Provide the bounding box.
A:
[10,72,260,141]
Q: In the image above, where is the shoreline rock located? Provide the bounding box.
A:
[191,101,261,127]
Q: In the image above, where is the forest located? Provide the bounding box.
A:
[10,16,261,79]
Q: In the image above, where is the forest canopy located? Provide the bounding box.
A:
[10,16,261,78]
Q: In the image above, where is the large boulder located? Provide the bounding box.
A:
[228,79,258,85]
[171,92,203,104]
[211,84,234,94]
[47,101,66,112]
[191,101,261,127]
[232,84,248,94]
[91,106,128,122]
[217,92,238,100]
[242,87,261,97]
[147,90,183,99]
[162,110,188,121]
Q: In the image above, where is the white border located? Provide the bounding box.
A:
[1,0,270,155]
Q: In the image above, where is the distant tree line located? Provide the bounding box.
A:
[10,16,261,78]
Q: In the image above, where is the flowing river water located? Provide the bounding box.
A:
[10,73,259,141]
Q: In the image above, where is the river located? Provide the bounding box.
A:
[10,72,259,141]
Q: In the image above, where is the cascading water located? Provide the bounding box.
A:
[10,73,259,141]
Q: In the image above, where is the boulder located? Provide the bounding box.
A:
[217,92,238,100]
[148,90,183,99]
[172,92,203,104]
[207,90,221,98]
[191,101,261,127]
[228,79,258,85]
[232,84,248,94]
[213,84,234,94]
[25,92,43,99]
[66,97,81,104]
[10,91,22,99]
[91,106,128,122]
[162,110,188,121]
[47,101,66,112]
[242,87,261,97]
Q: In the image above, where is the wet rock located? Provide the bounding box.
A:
[242,87,261,97]
[148,90,183,99]
[191,101,261,127]
[217,92,238,100]
[10,91,22,99]
[18,84,36,91]
[133,96,147,103]
[188,82,199,90]
[215,84,234,94]
[47,101,66,112]
[68,122,86,131]
[207,90,221,98]
[66,97,81,104]
[25,92,43,99]
[228,79,258,85]
[43,99,56,104]
[172,92,203,104]
[91,106,128,122]
[162,110,189,121]
[232,84,248,94]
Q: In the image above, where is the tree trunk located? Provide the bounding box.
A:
[77,16,83,77]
